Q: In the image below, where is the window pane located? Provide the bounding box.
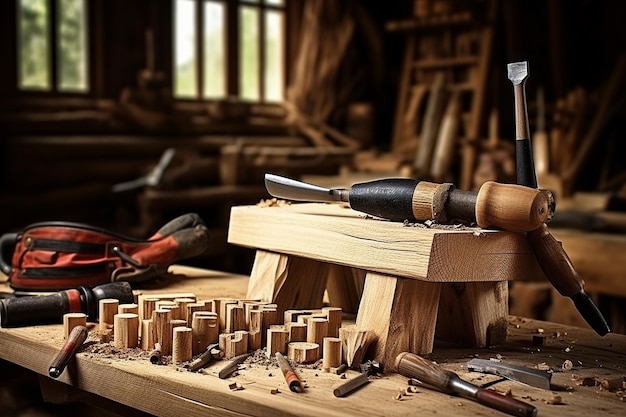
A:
[203,1,225,98]
[264,0,283,6]
[239,6,259,101]
[174,0,197,98]
[18,0,50,90]
[264,10,283,102]
[58,0,88,91]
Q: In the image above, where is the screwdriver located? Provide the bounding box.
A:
[508,61,610,336]
[395,352,537,417]
[265,174,554,233]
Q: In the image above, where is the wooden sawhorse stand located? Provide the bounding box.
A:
[228,203,544,370]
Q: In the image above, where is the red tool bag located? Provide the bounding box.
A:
[0,213,210,291]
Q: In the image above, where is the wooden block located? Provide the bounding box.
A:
[266,327,288,358]
[217,299,239,333]
[114,313,139,349]
[355,272,441,370]
[230,330,249,357]
[436,281,508,347]
[288,322,307,342]
[225,304,246,333]
[248,309,263,351]
[307,318,329,349]
[322,307,342,338]
[172,326,192,364]
[186,301,211,324]
[173,298,196,323]
[219,333,235,358]
[191,312,219,355]
[63,313,87,339]
[288,342,319,364]
[245,250,329,315]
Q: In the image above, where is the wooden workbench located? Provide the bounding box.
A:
[1,265,625,417]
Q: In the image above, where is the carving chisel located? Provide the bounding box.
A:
[265,173,553,233]
[466,358,552,390]
[396,352,537,417]
[507,61,610,336]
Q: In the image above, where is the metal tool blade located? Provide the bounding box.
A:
[264,173,347,203]
[467,358,552,390]
[507,61,529,85]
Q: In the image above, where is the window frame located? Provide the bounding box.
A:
[173,0,288,103]
[13,0,94,98]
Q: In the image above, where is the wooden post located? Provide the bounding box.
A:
[63,313,87,339]
[225,304,246,333]
[114,313,139,349]
[172,326,192,364]
[355,272,441,370]
[246,250,329,315]
[436,281,508,347]
[140,297,160,320]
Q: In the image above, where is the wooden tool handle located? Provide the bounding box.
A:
[527,224,583,297]
[395,352,455,392]
[475,182,552,232]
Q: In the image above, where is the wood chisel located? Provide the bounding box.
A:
[265,173,554,233]
[396,352,537,417]
[507,61,610,336]
[466,358,552,390]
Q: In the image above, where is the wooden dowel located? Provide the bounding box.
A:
[172,326,192,364]
[149,342,162,364]
[141,297,160,320]
[118,303,139,315]
[323,337,342,370]
[63,313,87,340]
[140,319,154,351]
[333,373,369,397]
[99,299,119,332]
[152,309,173,356]
[114,313,139,349]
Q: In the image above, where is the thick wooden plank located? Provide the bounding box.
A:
[228,203,545,282]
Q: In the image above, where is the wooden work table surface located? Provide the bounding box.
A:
[1,265,626,417]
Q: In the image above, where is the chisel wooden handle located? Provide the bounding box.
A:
[395,352,537,417]
[349,179,552,232]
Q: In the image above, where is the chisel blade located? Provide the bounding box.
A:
[467,358,552,390]
[264,173,346,203]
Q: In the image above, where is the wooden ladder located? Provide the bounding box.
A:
[388,0,496,190]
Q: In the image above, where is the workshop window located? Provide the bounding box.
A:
[17,0,89,92]
[173,0,285,102]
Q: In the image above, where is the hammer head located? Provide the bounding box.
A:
[507,61,529,85]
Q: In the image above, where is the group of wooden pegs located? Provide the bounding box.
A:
[61,292,375,373]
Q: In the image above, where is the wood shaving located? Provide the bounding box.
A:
[257,198,292,208]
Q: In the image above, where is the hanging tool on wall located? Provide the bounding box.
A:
[507,61,610,336]
[265,173,553,233]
